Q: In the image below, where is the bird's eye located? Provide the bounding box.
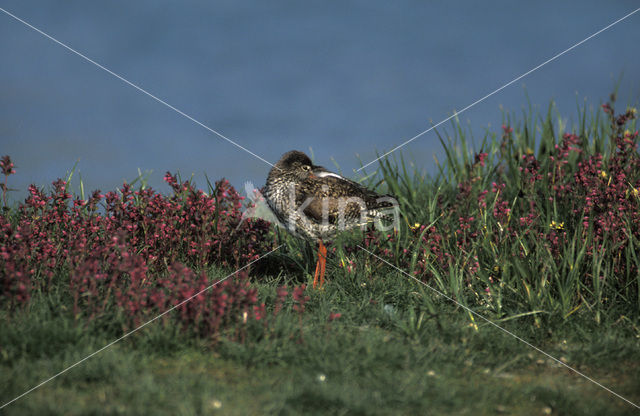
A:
[302,165,310,171]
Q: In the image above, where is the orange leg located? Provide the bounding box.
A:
[317,240,327,289]
[313,249,321,289]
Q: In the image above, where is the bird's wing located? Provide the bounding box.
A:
[299,170,394,224]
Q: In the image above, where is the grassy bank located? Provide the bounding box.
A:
[1,97,640,414]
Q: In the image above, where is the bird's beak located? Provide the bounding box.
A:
[309,165,322,178]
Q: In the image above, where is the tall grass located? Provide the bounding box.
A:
[357,97,639,325]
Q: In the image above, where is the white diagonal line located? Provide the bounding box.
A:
[0,7,278,170]
[0,244,283,409]
[357,245,640,410]
[357,7,640,172]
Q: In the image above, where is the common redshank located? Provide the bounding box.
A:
[264,150,395,288]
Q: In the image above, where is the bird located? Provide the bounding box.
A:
[263,150,395,289]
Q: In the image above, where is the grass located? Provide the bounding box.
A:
[1,269,639,415]
[1,96,640,414]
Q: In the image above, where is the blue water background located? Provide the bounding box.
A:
[1,1,639,201]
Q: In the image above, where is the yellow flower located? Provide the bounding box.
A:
[600,170,608,179]
[628,107,637,115]
[624,129,632,137]
[550,221,564,230]
[410,223,421,232]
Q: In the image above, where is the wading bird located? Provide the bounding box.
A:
[264,150,395,288]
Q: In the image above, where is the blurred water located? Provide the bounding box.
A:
[1,1,639,201]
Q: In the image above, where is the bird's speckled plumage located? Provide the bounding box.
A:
[264,150,394,242]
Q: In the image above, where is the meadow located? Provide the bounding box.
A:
[1,96,639,415]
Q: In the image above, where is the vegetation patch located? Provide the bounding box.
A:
[1,97,639,414]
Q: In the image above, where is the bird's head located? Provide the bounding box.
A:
[273,150,316,181]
